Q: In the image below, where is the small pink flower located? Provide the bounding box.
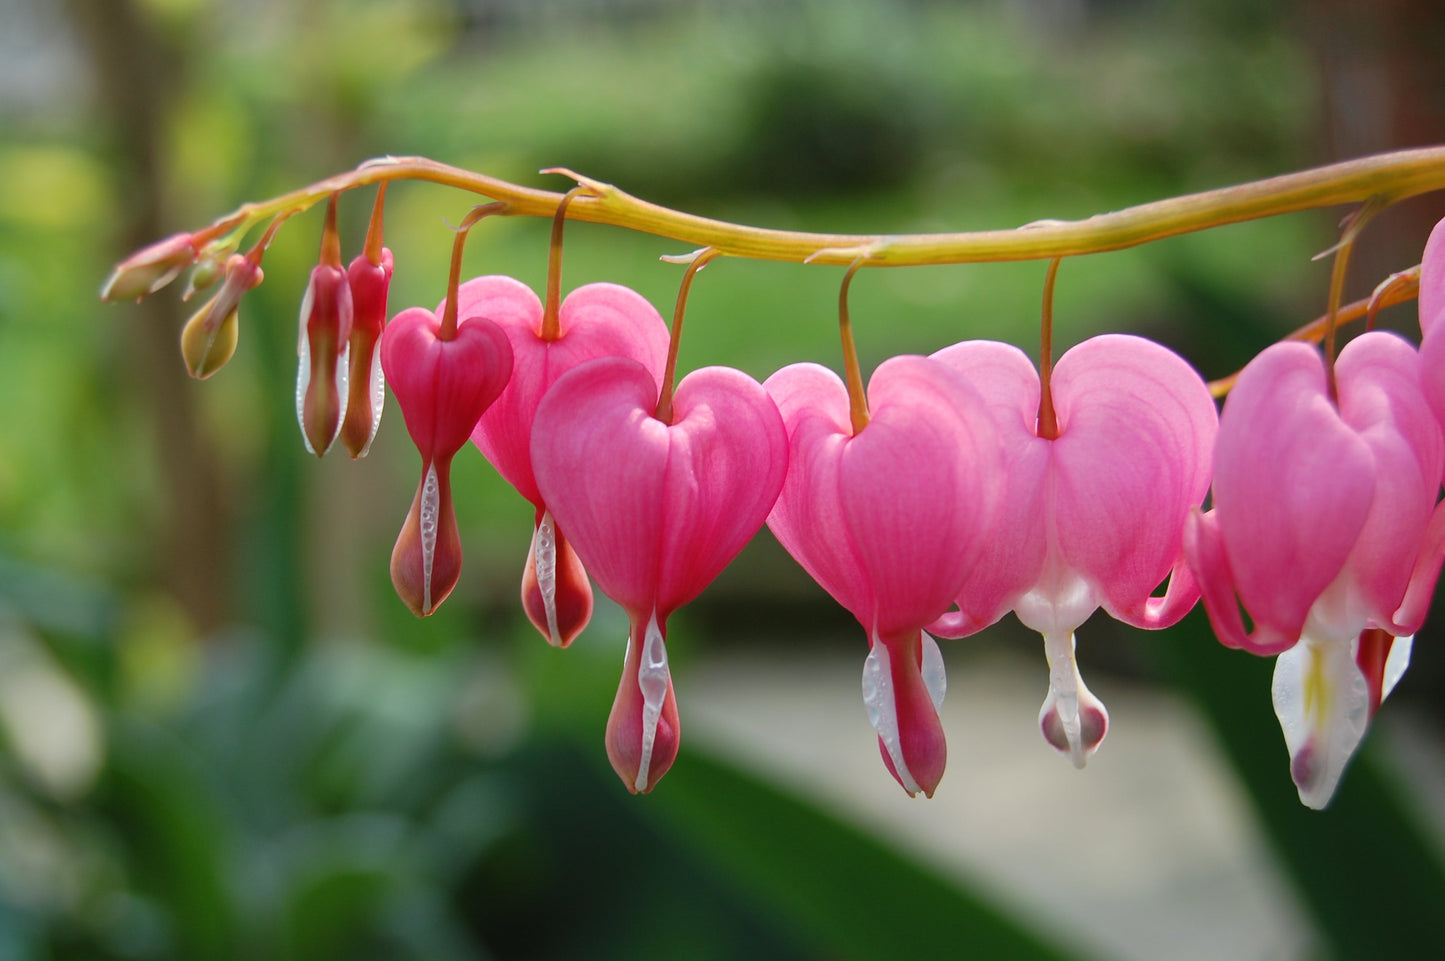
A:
[381,306,513,617]
[101,232,197,302]
[295,261,354,457]
[928,334,1217,767]
[462,278,670,648]
[765,357,1003,797]
[532,357,787,793]
[1185,333,1445,807]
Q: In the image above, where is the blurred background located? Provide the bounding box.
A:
[3,0,1445,958]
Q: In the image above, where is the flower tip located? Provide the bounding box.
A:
[521,510,594,648]
[607,614,681,793]
[389,463,463,618]
[179,305,239,379]
[100,232,197,302]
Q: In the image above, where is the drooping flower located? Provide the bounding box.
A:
[765,357,1003,797]
[1184,333,1445,808]
[464,278,670,648]
[381,304,513,617]
[1416,216,1445,440]
[927,334,1217,768]
[531,356,787,793]
[101,232,197,302]
[295,196,354,457]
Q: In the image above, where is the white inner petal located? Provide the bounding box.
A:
[634,612,671,793]
[419,464,440,614]
[1271,636,1369,810]
[295,324,314,455]
[861,639,919,796]
[534,510,561,645]
[1382,634,1413,703]
[921,631,946,712]
[361,347,385,456]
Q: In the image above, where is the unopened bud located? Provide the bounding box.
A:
[179,254,262,379]
[521,507,593,647]
[295,263,354,456]
[101,233,197,302]
[390,457,463,617]
[341,248,394,457]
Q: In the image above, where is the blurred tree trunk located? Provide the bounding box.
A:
[64,0,233,633]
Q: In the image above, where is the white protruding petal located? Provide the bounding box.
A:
[332,340,351,449]
[921,631,946,712]
[419,464,440,614]
[634,612,671,793]
[296,306,315,456]
[1382,634,1413,703]
[358,346,385,457]
[1038,631,1108,769]
[862,639,920,796]
[1271,637,1370,810]
[533,510,561,646]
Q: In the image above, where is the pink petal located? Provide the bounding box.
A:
[1419,216,1445,337]
[1048,335,1217,625]
[929,340,1049,634]
[1210,342,1376,646]
[467,280,669,505]
[865,629,948,797]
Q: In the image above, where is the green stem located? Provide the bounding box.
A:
[180,146,1445,270]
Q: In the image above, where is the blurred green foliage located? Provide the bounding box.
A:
[1,0,1443,959]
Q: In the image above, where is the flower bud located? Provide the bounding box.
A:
[341,248,394,457]
[295,262,354,456]
[179,253,262,379]
[101,232,197,302]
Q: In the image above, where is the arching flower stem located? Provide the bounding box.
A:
[655,247,720,425]
[149,147,1445,278]
[838,259,870,435]
[1036,257,1063,440]
[540,184,592,342]
[1321,200,1383,399]
[439,202,509,341]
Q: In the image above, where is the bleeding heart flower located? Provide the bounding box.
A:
[926,334,1216,768]
[461,277,670,648]
[381,305,513,617]
[1417,217,1445,445]
[1184,332,1445,808]
[531,356,787,793]
[765,357,1003,797]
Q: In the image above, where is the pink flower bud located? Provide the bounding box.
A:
[101,232,197,302]
[179,253,262,379]
[341,248,394,458]
[295,261,354,456]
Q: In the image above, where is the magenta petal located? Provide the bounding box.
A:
[654,366,788,615]
[1048,335,1217,622]
[1420,327,1445,441]
[764,364,874,618]
[841,356,1002,636]
[468,279,669,505]
[1419,216,1445,337]
[531,357,666,618]
[1211,342,1375,644]
[1332,333,1444,630]
[929,340,1050,632]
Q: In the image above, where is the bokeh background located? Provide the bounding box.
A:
[3,0,1445,958]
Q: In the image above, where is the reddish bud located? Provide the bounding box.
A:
[179,253,262,379]
[295,264,354,456]
[341,247,394,457]
[101,232,197,302]
[520,507,593,647]
[606,612,681,794]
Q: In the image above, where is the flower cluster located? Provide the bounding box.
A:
[101,173,1445,809]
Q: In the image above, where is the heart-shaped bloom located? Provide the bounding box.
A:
[1417,216,1445,442]
[927,335,1217,768]
[461,278,670,648]
[1184,333,1445,808]
[532,356,787,793]
[381,306,513,617]
[765,357,1002,797]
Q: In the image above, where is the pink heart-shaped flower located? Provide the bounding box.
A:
[532,355,787,793]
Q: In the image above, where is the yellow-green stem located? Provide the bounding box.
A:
[176,147,1445,271]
